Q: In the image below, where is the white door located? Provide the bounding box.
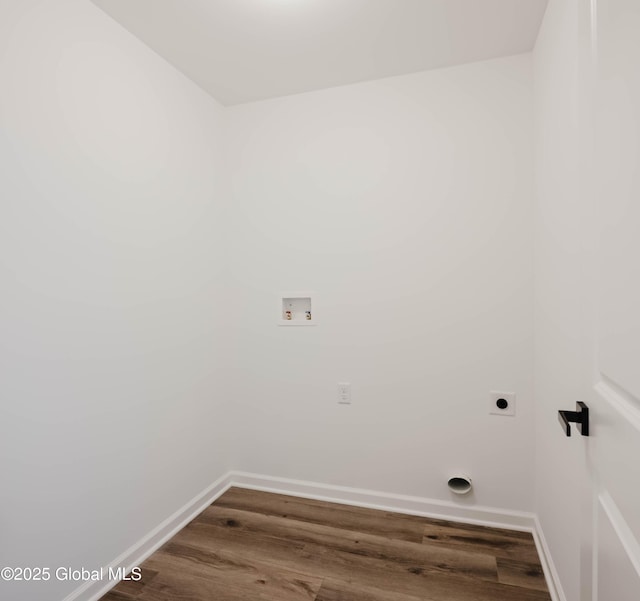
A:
[578,0,640,598]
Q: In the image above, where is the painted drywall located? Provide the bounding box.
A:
[226,54,535,512]
[533,0,591,599]
[0,2,231,600]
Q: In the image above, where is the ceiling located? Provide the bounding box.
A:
[91,0,549,106]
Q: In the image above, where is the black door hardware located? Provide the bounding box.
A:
[558,402,589,437]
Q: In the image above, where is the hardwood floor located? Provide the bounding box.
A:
[100,488,551,601]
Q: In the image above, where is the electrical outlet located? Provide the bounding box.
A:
[489,390,516,416]
[338,382,351,404]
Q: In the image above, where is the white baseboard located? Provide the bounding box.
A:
[67,470,565,601]
[532,515,568,601]
[64,471,233,601]
[229,471,537,531]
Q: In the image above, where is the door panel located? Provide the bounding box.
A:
[591,383,640,539]
[587,382,640,599]
[596,497,640,601]
[587,0,640,598]
[596,0,640,403]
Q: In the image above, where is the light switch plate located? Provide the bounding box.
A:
[338,382,351,404]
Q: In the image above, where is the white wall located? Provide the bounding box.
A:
[0,4,564,596]
[226,54,536,511]
[533,1,592,599]
[0,2,231,600]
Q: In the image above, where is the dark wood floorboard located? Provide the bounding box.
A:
[216,487,429,543]
[99,487,551,601]
[422,519,541,563]
[141,545,322,601]
[100,568,158,601]
[194,505,499,582]
[100,591,136,601]
[314,578,431,601]
[496,557,549,591]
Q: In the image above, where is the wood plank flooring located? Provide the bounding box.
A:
[100,487,551,601]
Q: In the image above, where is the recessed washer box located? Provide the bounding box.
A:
[279,292,316,326]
